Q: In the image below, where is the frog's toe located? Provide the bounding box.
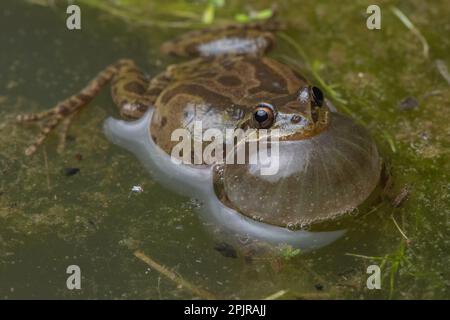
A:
[16,109,55,123]
[57,110,80,154]
[21,113,64,156]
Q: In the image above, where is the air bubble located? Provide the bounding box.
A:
[286,222,297,231]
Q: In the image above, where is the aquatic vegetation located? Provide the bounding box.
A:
[1,0,449,299]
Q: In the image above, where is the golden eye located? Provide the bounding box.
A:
[253,103,275,129]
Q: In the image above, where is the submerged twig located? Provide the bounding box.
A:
[134,250,217,300]
[264,289,287,300]
[42,147,51,190]
[435,60,450,86]
[361,202,384,218]
[391,215,409,241]
[382,131,397,153]
[391,7,429,59]
[345,253,383,261]
[263,288,330,300]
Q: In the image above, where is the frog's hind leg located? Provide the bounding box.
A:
[161,20,284,57]
[16,59,157,156]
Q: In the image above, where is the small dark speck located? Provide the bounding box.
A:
[419,132,429,141]
[66,135,76,143]
[315,283,324,291]
[64,167,80,176]
[75,153,83,161]
[214,242,237,258]
[398,96,419,111]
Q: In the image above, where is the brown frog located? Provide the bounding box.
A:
[16,22,381,229]
[17,21,328,158]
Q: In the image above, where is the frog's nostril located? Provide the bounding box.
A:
[291,115,302,123]
[311,86,324,107]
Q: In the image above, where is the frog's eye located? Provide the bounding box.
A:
[311,86,324,107]
[253,103,275,129]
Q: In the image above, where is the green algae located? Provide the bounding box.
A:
[0,0,449,299]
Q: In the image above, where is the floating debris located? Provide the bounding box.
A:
[134,250,216,300]
[131,185,143,193]
[128,185,144,198]
[392,185,410,208]
[75,153,83,161]
[214,242,237,258]
[264,289,287,300]
[315,283,324,291]
[64,167,80,176]
[398,96,419,111]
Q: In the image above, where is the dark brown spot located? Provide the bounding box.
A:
[161,117,167,127]
[64,167,80,177]
[397,96,419,111]
[78,94,91,102]
[160,83,234,107]
[214,242,237,258]
[147,87,162,96]
[124,81,146,95]
[217,75,242,87]
[247,58,288,95]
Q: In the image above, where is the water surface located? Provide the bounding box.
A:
[0,0,449,299]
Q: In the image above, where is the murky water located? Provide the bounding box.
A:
[0,0,449,299]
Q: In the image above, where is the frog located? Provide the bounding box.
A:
[16,21,381,243]
[17,21,328,158]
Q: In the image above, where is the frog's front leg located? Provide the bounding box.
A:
[16,59,167,156]
[161,20,283,57]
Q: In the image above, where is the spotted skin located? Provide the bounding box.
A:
[16,22,329,157]
[149,54,333,159]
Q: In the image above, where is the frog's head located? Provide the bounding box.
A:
[239,86,330,139]
[216,84,381,229]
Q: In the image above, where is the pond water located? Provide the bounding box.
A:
[0,0,449,299]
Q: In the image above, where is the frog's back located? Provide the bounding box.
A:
[150,56,307,153]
